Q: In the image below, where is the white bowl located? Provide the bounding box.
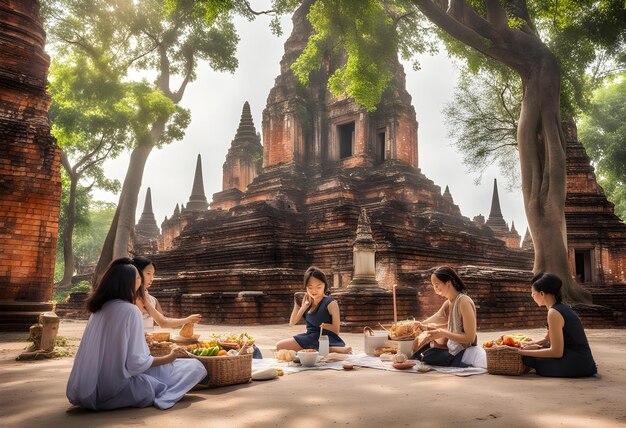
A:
[297,350,319,367]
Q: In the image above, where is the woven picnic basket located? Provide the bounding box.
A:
[485,345,527,375]
[149,343,173,357]
[192,353,252,388]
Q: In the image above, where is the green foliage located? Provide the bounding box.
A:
[292,0,436,111]
[438,0,625,186]
[444,66,521,188]
[74,201,118,265]
[579,75,626,220]
[54,200,116,281]
[52,281,92,304]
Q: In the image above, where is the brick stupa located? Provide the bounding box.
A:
[0,2,61,330]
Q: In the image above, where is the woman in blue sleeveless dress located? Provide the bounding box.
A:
[519,272,597,378]
[276,266,351,353]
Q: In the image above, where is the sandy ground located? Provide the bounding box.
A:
[1,320,625,428]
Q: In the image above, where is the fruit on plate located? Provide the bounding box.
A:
[192,346,220,356]
[483,333,533,348]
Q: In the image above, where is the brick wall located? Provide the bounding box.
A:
[0,1,61,304]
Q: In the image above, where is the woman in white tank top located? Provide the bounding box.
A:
[411,266,479,367]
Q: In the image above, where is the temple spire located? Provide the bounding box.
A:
[186,154,209,211]
[442,185,454,204]
[522,227,534,250]
[134,187,160,250]
[485,178,508,231]
[234,101,258,141]
[143,187,154,214]
[488,178,503,219]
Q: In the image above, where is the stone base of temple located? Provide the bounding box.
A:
[0,301,54,331]
[54,277,626,330]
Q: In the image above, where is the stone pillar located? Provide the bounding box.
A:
[348,208,380,289]
[0,1,59,330]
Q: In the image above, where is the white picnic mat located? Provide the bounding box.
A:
[252,354,487,377]
[252,357,345,374]
[347,354,487,376]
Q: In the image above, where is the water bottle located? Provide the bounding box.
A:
[319,335,329,356]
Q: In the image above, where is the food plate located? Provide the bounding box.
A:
[392,362,416,370]
[171,334,200,343]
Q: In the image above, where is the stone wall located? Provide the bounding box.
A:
[0,1,60,314]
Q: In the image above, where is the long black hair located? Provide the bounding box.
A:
[303,266,329,295]
[86,257,141,313]
[531,272,562,303]
[432,266,467,292]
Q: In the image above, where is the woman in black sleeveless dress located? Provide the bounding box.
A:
[519,272,597,378]
[276,266,351,353]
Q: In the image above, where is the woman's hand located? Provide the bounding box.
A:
[170,347,189,360]
[521,344,541,350]
[427,329,446,341]
[301,293,312,309]
[186,314,202,323]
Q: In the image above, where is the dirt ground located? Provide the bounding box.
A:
[1,320,625,428]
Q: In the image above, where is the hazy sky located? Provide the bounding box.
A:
[94,8,529,238]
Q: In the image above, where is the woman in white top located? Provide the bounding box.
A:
[132,256,201,329]
[66,258,207,410]
[411,266,478,367]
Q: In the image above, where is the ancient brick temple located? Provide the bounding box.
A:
[142,0,543,330]
[123,0,625,330]
[564,138,626,286]
[0,1,61,330]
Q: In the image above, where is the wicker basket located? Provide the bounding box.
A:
[149,343,173,357]
[485,345,527,375]
[192,353,252,389]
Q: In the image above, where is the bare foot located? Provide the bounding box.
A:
[330,346,352,354]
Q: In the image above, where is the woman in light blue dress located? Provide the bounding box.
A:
[66,258,207,410]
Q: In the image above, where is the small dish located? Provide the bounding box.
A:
[392,362,416,370]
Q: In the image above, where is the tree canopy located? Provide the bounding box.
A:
[441,1,625,187]
[43,0,243,276]
[579,74,626,221]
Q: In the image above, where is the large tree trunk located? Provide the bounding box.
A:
[94,120,165,281]
[56,172,78,288]
[517,54,592,303]
[415,0,592,304]
[93,143,153,281]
